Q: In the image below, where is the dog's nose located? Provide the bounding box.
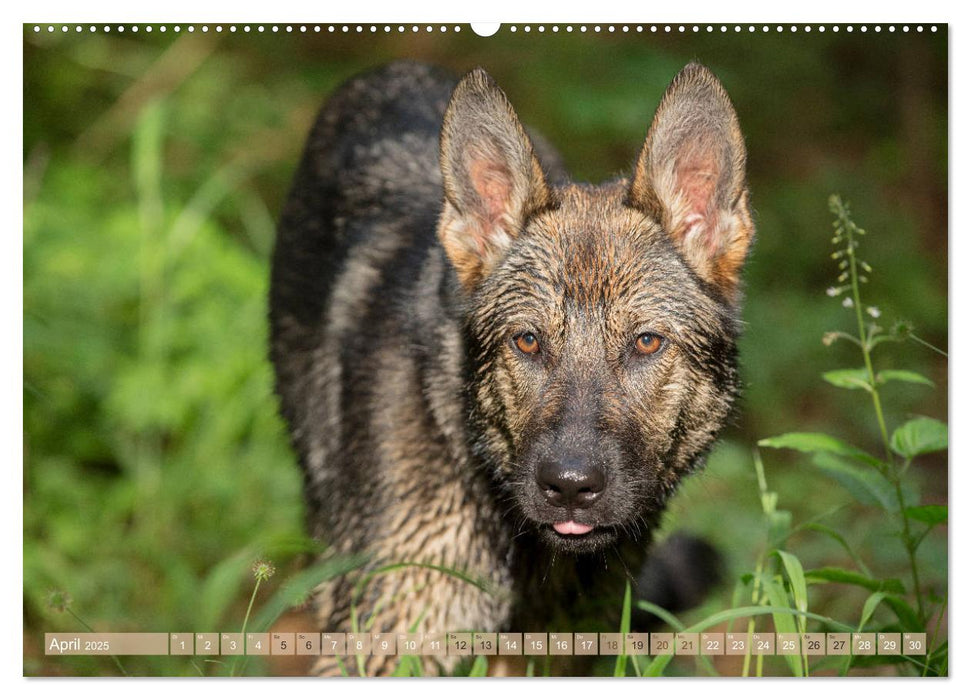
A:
[536,457,605,509]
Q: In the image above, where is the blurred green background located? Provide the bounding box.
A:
[23,24,947,675]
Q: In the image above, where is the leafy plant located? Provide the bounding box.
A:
[752,195,948,676]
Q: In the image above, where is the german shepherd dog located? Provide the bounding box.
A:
[270,60,752,675]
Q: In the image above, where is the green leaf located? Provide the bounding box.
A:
[644,654,673,677]
[409,656,425,677]
[391,656,422,677]
[682,604,854,633]
[762,575,805,677]
[468,655,489,677]
[614,580,632,677]
[841,591,890,676]
[636,600,856,674]
[812,453,897,513]
[859,591,887,629]
[774,551,809,619]
[759,432,883,467]
[927,641,948,677]
[904,504,947,525]
[803,567,905,594]
[877,369,935,388]
[822,368,872,391]
[891,417,948,459]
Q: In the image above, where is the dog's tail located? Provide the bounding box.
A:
[632,532,723,629]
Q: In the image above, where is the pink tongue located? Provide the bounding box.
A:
[553,521,593,535]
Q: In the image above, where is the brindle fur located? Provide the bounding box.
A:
[269,60,753,675]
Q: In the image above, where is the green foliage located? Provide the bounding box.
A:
[613,581,633,677]
[904,505,947,526]
[24,93,303,676]
[891,418,948,459]
[810,452,902,512]
[758,432,881,467]
[803,568,905,595]
[750,196,948,676]
[468,655,489,677]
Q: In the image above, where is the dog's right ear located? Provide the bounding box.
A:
[438,68,552,289]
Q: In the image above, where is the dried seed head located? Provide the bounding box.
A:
[252,560,276,582]
[891,319,914,338]
[46,589,73,614]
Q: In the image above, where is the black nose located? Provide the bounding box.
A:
[536,457,606,509]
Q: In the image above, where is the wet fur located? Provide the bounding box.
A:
[270,61,752,675]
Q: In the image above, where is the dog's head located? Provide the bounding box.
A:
[438,64,753,554]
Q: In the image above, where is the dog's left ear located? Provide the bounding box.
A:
[629,63,754,301]
[438,68,552,290]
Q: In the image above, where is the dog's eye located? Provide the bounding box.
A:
[634,333,664,355]
[513,332,540,355]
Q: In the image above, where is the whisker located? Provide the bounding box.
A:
[611,543,637,585]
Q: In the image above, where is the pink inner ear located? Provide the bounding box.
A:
[677,157,717,216]
[676,156,721,252]
[469,158,513,226]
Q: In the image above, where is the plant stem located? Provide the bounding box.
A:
[925,593,947,678]
[240,578,261,638]
[846,241,890,459]
[230,577,262,677]
[908,333,948,358]
[741,557,765,677]
[841,203,925,626]
[67,608,128,677]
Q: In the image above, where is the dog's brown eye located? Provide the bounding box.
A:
[514,332,540,355]
[635,333,663,355]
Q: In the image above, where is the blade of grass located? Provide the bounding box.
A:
[762,575,805,677]
[635,601,719,676]
[841,591,888,676]
[774,550,809,676]
[613,580,632,677]
[468,656,489,677]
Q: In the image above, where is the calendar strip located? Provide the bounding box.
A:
[44,631,927,657]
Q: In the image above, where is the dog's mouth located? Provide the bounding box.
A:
[552,520,593,536]
[539,520,616,553]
